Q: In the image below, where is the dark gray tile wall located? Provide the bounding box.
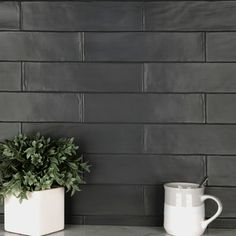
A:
[0,0,236,228]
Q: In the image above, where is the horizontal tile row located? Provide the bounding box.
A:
[65,185,236,219]
[84,94,204,123]
[85,155,205,184]
[0,93,82,122]
[0,32,204,62]
[0,93,205,123]
[2,32,236,61]
[5,62,236,92]
[9,123,236,155]
[5,123,236,156]
[85,33,236,62]
[19,2,236,31]
[21,62,236,93]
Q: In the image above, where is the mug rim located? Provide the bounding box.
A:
[164,182,204,190]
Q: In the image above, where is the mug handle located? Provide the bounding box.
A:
[201,195,223,229]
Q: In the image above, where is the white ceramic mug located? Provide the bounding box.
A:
[164,182,223,236]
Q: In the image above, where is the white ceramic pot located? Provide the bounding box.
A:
[4,187,65,236]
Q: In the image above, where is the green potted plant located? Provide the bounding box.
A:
[0,133,89,236]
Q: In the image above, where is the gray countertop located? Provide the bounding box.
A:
[0,225,236,236]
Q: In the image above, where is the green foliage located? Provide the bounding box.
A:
[0,133,90,202]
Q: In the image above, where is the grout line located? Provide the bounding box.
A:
[1,91,236,95]
[201,93,206,124]
[142,125,146,154]
[142,185,145,215]
[204,32,207,62]
[0,60,236,63]
[2,29,236,33]
[3,121,236,125]
[205,94,207,124]
[143,63,148,93]
[205,32,208,62]
[82,93,85,123]
[82,32,85,61]
[205,155,208,186]
[21,62,25,91]
[141,63,145,92]
[20,123,22,134]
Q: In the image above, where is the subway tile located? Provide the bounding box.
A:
[84,94,204,123]
[24,63,142,92]
[0,123,19,141]
[145,63,236,93]
[85,154,205,184]
[145,2,236,31]
[144,186,164,216]
[0,63,21,91]
[144,125,236,155]
[207,33,236,61]
[65,185,144,215]
[0,93,82,122]
[84,32,204,62]
[208,219,236,229]
[208,156,236,186]
[207,94,236,123]
[22,123,143,153]
[206,187,236,218]
[0,2,19,30]
[22,2,142,31]
[0,32,82,61]
[84,216,162,226]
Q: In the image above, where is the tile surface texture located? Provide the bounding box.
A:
[0,0,235,228]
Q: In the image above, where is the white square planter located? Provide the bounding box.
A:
[4,187,65,236]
